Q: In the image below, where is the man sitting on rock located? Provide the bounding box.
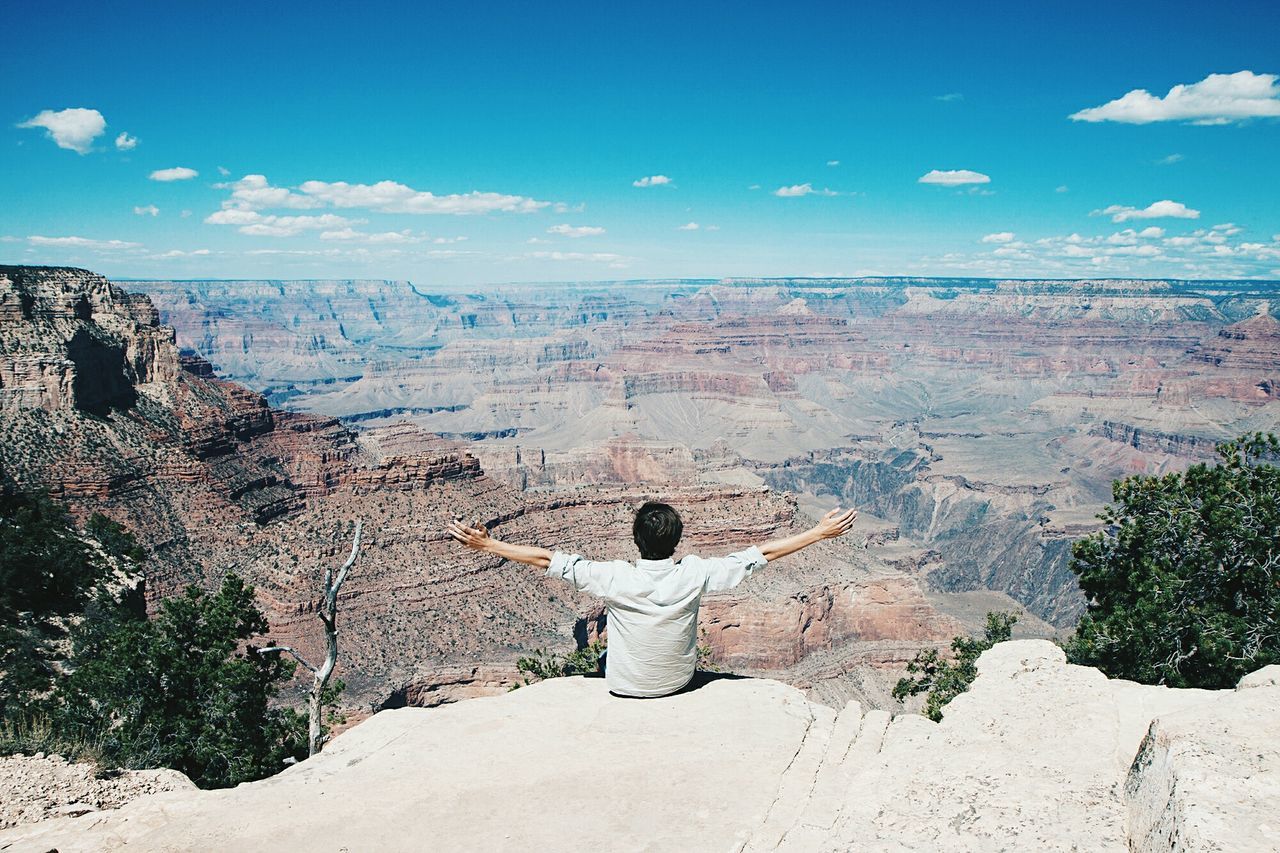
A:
[446,501,857,698]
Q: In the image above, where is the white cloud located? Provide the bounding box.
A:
[547,224,606,238]
[705,225,720,231]
[919,169,991,186]
[528,251,626,262]
[981,232,1015,244]
[150,166,199,182]
[17,108,106,154]
[217,174,318,210]
[678,222,700,231]
[212,174,549,216]
[217,166,231,176]
[1055,185,1070,193]
[1095,199,1200,222]
[527,237,551,244]
[774,183,839,197]
[935,93,964,102]
[632,175,672,187]
[28,235,140,250]
[320,228,420,243]
[299,179,548,214]
[747,184,761,190]
[1157,153,1184,165]
[115,132,138,151]
[149,248,211,259]
[133,204,159,217]
[204,209,357,237]
[1070,71,1280,125]
[1138,226,1165,238]
[826,160,840,167]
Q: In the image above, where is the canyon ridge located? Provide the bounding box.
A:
[4,266,1278,711]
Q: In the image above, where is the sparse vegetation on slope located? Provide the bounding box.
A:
[1,491,311,788]
[0,492,113,722]
[892,611,1019,721]
[1064,432,1280,688]
[57,573,309,788]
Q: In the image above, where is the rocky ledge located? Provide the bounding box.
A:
[0,640,1274,852]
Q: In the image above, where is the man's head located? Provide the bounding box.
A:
[633,501,683,560]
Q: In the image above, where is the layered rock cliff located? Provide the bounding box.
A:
[2,641,1273,852]
[2,267,961,710]
[129,276,1280,631]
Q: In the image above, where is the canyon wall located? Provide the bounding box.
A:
[3,266,957,710]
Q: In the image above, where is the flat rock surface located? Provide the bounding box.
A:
[3,642,1275,852]
[0,675,818,852]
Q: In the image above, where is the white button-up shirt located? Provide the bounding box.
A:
[545,546,768,697]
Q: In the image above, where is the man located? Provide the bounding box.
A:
[446,501,857,698]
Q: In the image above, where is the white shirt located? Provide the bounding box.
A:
[545,546,768,697]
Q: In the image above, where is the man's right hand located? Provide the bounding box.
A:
[814,506,858,539]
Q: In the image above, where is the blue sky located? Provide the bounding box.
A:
[4,0,1279,285]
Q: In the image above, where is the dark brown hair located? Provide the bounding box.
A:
[632,501,683,560]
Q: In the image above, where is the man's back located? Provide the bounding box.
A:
[447,503,857,697]
[547,548,767,697]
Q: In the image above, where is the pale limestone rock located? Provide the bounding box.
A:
[0,676,821,852]
[1125,684,1280,852]
[1236,664,1280,691]
[1,642,1275,852]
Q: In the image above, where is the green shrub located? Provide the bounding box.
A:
[56,574,308,788]
[515,640,606,685]
[0,492,112,719]
[893,611,1019,721]
[1064,432,1280,688]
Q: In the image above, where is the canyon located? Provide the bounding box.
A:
[131,274,1280,632]
[1,267,970,711]
[4,266,1278,714]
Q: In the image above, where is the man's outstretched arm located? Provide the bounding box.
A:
[446,518,553,569]
[759,506,857,562]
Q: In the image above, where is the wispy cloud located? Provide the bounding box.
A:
[115,132,138,151]
[28,235,140,250]
[1070,70,1280,125]
[826,160,840,167]
[150,166,199,181]
[632,175,672,187]
[1156,153,1184,165]
[213,174,550,215]
[133,205,159,216]
[919,169,991,186]
[774,183,838,197]
[1093,199,1200,223]
[678,222,700,231]
[527,251,629,267]
[204,209,358,237]
[934,93,964,102]
[547,223,606,238]
[17,108,106,154]
[981,232,1015,243]
[320,228,422,243]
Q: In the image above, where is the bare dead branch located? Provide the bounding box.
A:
[257,645,319,675]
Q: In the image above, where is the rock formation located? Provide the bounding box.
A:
[129,276,1280,631]
[1,267,959,710]
[1,641,1274,851]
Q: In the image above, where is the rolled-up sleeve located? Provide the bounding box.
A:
[546,552,613,597]
[701,546,768,593]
